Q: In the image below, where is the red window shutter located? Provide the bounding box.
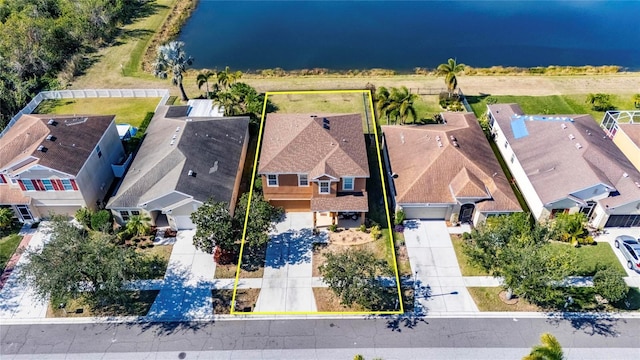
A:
[70,179,78,190]
[32,180,40,191]
[55,179,64,190]
[18,180,26,191]
[36,180,45,191]
[52,180,59,191]
[0,174,6,183]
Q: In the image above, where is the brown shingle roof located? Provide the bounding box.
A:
[489,104,640,208]
[258,114,369,178]
[0,114,114,176]
[383,112,521,213]
[0,185,30,205]
[311,192,369,212]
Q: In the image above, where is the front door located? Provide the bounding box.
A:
[16,205,33,221]
[459,204,475,224]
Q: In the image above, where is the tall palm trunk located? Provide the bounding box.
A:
[178,81,189,101]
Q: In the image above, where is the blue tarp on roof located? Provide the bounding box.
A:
[511,118,529,139]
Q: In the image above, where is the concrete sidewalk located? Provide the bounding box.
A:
[403,220,479,314]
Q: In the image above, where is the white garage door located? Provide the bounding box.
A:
[172,215,195,230]
[402,206,448,220]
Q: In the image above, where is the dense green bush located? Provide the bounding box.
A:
[593,268,628,304]
[394,210,405,225]
[90,210,112,233]
[75,207,92,228]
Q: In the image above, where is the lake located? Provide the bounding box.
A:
[179,0,640,72]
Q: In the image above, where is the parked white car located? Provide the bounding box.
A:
[614,235,640,272]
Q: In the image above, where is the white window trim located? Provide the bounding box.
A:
[342,177,354,191]
[266,174,278,187]
[298,174,309,187]
[319,180,330,194]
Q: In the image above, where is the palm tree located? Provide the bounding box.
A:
[152,41,194,101]
[523,333,564,360]
[390,86,418,125]
[0,207,13,230]
[437,58,466,95]
[126,215,151,237]
[216,66,243,90]
[375,87,393,124]
[196,70,217,99]
[214,91,242,116]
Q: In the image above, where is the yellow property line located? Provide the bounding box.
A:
[231,90,403,315]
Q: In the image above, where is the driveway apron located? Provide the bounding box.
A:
[254,213,320,312]
[403,220,478,314]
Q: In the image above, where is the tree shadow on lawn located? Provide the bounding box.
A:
[545,312,622,337]
[265,228,328,269]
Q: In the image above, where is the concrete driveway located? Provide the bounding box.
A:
[254,213,326,313]
[593,227,640,287]
[403,220,478,315]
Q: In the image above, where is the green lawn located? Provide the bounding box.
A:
[268,92,368,115]
[34,98,160,128]
[550,241,626,277]
[466,94,636,123]
[0,225,23,273]
[450,236,490,276]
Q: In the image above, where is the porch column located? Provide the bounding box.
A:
[313,212,317,228]
[360,212,365,224]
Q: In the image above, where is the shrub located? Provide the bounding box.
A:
[593,268,628,303]
[394,210,405,225]
[328,224,338,232]
[394,224,404,233]
[461,232,472,240]
[75,207,93,228]
[359,224,367,232]
[370,225,381,240]
[90,210,112,232]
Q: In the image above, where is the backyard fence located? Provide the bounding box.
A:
[1,89,170,138]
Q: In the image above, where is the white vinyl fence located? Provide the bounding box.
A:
[1,89,170,138]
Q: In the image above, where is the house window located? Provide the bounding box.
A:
[61,179,74,190]
[22,180,35,191]
[96,145,102,158]
[42,179,54,191]
[0,174,5,184]
[342,177,354,191]
[504,140,508,149]
[131,210,140,216]
[510,154,515,164]
[298,174,308,187]
[120,210,130,221]
[319,181,330,194]
[267,174,278,187]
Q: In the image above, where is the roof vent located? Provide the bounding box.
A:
[46,135,55,141]
[172,134,177,140]
[323,124,330,130]
[586,130,592,136]
[623,172,629,178]
[452,141,459,148]
[635,181,640,188]
[568,134,575,140]
[450,135,457,141]
[176,126,181,132]
[575,143,582,149]
[437,141,443,148]
[561,123,567,129]
[37,145,47,152]
[435,135,441,141]
[170,140,175,146]
[47,119,56,126]
[188,170,195,177]
[310,115,317,118]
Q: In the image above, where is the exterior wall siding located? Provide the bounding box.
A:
[491,116,546,219]
[613,129,640,171]
[262,174,313,200]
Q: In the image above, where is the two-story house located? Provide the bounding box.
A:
[488,104,640,228]
[0,114,125,222]
[258,113,369,226]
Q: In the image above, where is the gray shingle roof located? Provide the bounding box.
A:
[107,105,248,209]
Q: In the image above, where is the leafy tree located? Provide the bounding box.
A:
[75,207,92,228]
[152,41,194,101]
[437,58,465,95]
[551,212,592,246]
[585,93,614,111]
[463,213,576,306]
[190,200,236,254]
[319,248,394,310]
[196,69,218,99]
[593,268,628,304]
[90,210,112,233]
[125,214,151,237]
[19,216,144,308]
[523,333,564,360]
[234,192,284,249]
[633,93,640,108]
[0,207,14,230]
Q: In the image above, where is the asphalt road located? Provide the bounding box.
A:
[2,316,639,358]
